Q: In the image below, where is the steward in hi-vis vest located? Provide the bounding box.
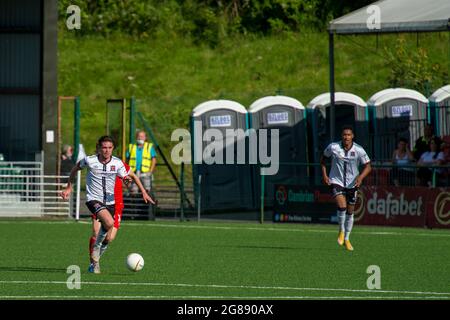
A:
[128,142,154,173]
[126,130,157,193]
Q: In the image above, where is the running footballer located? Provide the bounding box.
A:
[320,126,371,251]
[61,135,154,273]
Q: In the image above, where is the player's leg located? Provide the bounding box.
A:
[88,218,101,272]
[331,184,347,246]
[343,188,358,251]
[89,217,101,262]
[108,227,119,241]
[335,195,347,246]
[85,201,114,273]
[98,227,117,258]
[99,204,122,258]
[91,208,114,264]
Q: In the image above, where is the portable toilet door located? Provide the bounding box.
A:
[190,100,254,212]
[429,85,450,138]
[367,88,428,162]
[306,92,369,165]
[248,96,307,207]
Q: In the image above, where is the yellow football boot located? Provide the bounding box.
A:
[337,231,345,246]
[344,240,354,251]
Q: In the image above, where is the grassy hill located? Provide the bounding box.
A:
[58,31,449,178]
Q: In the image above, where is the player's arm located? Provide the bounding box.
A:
[128,171,155,204]
[320,154,331,185]
[60,162,82,200]
[355,162,372,188]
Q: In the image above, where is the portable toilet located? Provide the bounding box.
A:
[190,100,254,212]
[367,88,428,162]
[429,85,450,137]
[307,92,369,165]
[248,96,307,207]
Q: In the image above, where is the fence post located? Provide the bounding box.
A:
[75,170,81,220]
[197,175,201,222]
[432,168,436,188]
[40,156,44,215]
[180,162,185,222]
[25,176,29,202]
[260,167,265,224]
[73,96,80,162]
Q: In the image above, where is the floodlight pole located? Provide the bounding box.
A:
[329,32,336,142]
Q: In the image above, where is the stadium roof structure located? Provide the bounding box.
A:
[367,88,428,106]
[307,92,366,109]
[328,0,450,34]
[248,96,304,113]
[326,0,450,139]
[191,100,247,116]
[429,85,450,103]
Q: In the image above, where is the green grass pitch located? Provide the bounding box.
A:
[0,219,449,300]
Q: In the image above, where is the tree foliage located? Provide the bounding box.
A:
[385,36,448,94]
[59,0,374,44]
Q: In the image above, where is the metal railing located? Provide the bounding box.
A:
[0,162,73,217]
[256,161,450,221]
[259,162,450,189]
[72,162,194,220]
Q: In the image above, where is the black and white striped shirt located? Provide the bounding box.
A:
[323,141,370,188]
[79,155,128,205]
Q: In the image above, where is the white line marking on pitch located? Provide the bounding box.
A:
[1,220,450,238]
[0,295,448,300]
[1,280,449,296]
[124,223,450,238]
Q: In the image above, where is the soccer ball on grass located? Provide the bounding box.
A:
[126,253,144,272]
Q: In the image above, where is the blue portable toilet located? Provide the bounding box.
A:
[248,95,307,207]
[429,85,450,137]
[367,88,428,162]
[306,92,368,165]
[190,100,254,212]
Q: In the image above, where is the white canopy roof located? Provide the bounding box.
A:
[429,85,450,103]
[367,88,428,106]
[329,0,450,34]
[192,100,247,117]
[307,92,366,109]
[248,95,304,113]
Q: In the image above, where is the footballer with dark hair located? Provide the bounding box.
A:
[320,126,371,251]
[61,135,154,273]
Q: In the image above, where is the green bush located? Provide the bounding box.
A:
[385,36,448,94]
[58,0,376,44]
[59,0,187,38]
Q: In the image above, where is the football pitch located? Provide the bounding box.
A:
[0,219,449,300]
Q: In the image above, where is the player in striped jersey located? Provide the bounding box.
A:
[320,126,371,251]
[61,136,154,273]
[88,162,132,267]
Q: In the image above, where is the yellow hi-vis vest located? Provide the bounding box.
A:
[128,142,153,173]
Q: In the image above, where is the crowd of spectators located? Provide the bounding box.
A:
[391,124,450,187]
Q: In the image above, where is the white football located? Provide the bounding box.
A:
[126,253,144,272]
